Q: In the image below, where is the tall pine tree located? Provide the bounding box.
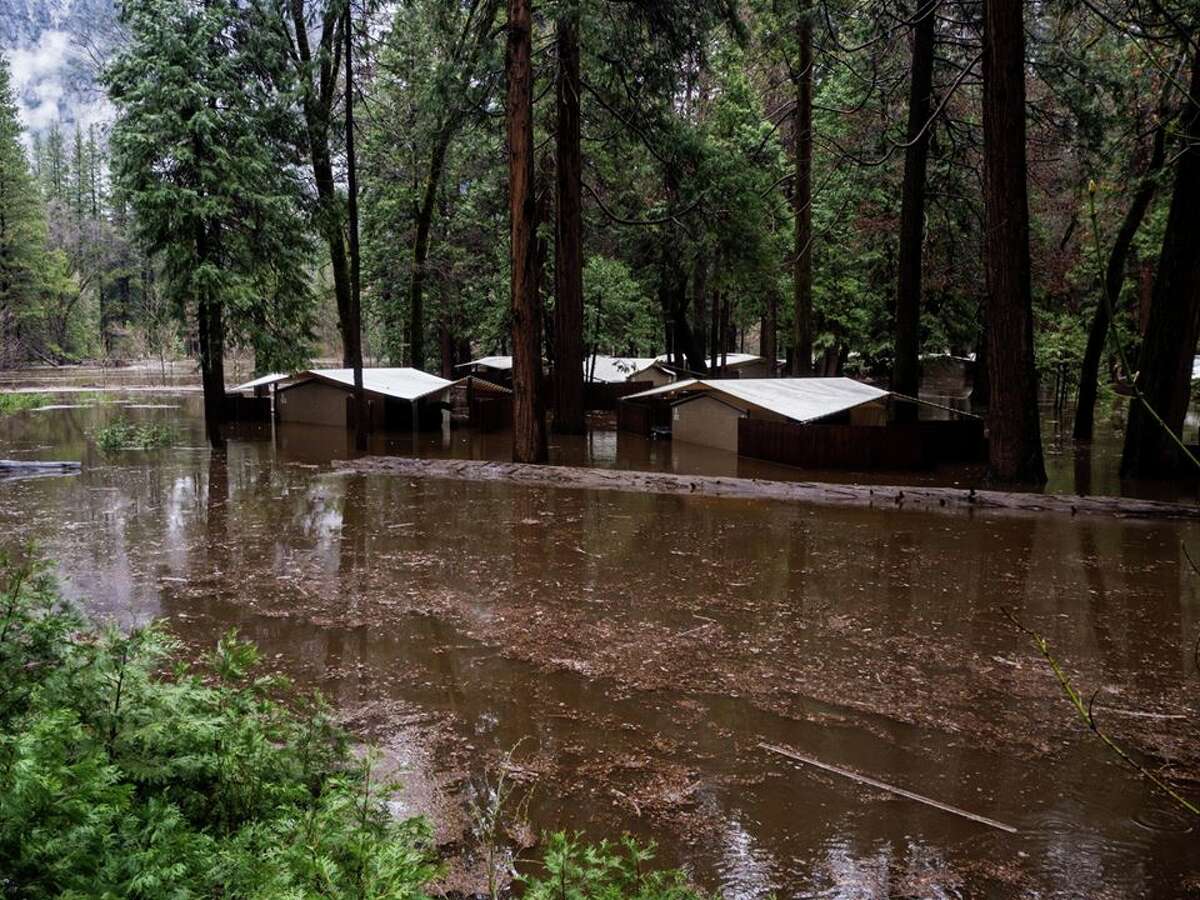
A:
[106,0,315,446]
[0,54,49,368]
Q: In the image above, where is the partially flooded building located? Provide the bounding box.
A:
[618,377,984,469]
[275,368,455,430]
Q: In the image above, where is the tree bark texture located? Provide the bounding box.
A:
[891,0,936,420]
[1073,121,1165,441]
[1120,42,1200,477]
[507,0,548,463]
[791,3,814,376]
[345,0,367,452]
[552,14,586,434]
[981,0,1046,483]
[409,127,454,372]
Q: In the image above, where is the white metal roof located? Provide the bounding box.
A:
[230,372,289,392]
[625,377,891,424]
[694,378,889,423]
[623,379,701,401]
[302,368,453,401]
[585,356,660,383]
[655,352,765,370]
[455,356,513,371]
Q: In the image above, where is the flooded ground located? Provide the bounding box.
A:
[1,378,1198,897]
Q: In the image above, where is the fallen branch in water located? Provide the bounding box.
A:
[759,742,1018,833]
[338,456,1200,521]
[0,460,81,474]
[1004,608,1199,818]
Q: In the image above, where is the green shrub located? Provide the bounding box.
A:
[0,393,50,415]
[0,551,438,898]
[521,832,708,900]
[0,553,713,899]
[95,419,176,452]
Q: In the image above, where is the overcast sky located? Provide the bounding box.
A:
[6,29,113,139]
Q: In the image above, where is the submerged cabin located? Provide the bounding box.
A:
[455,356,515,389]
[649,353,786,383]
[226,372,292,421]
[919,353,976,399]
[619,377,984,469]
[579,355,661,409]
[276,368,453,430]
[584,355,660,384]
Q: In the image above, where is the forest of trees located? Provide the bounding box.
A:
[1,0,1198,480]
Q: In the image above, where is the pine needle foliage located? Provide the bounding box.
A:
[521,832,709,900]
[0,551,438,898]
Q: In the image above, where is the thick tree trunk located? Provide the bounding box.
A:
[409,128,454,372]
[1073,121,1165,441]
[791,3,814,376]
[1121,44,1200,478]
[891,0,936,421]
[552,14,586,434]
[507,0,548,463]
[345,2,367,452]
[981,0,1045,484]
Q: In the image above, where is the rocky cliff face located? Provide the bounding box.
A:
[1,0,119,133]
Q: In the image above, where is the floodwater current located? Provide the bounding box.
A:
[1,378,1198,897]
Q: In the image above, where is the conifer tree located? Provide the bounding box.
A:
[106,0,315,446]
[0,55,49,367]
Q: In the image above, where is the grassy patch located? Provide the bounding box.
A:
[95,419,176,452]
[0,393,51,415]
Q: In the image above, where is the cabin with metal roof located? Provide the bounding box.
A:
[455,356,515,388]
[618,377,984,469]
[275,368,456,430]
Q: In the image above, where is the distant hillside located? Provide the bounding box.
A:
[1,0,119,134]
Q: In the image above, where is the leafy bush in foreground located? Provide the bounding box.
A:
[0,552,436,898]
[95,418,175,451]
[0,552,711,899]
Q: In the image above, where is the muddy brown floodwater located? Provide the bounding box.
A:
[1,383,1199,897]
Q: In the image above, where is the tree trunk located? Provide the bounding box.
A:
[1121,42,1200,478]
[710,282,720,366]
[409,128,454,372]
[762,289,778,377]
[692,256,707,365]
[439,318,454,378]
[791,2,814,376]
[507,0,547,463]
[980,0,1045,484]
[891,0,936,420]
[345,1,367,452]
[196,226,226,450]
[552,14,586,434]
[289,0,354,367]
[1074,117,1167,441]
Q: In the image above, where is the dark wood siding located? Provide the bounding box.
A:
[738,418,986,470]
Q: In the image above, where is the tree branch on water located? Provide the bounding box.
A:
[1003,607,1199,818]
